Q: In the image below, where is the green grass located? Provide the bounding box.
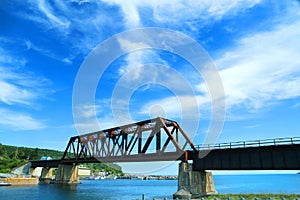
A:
[202,194,300,200]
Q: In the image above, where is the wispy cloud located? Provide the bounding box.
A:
[0,40,53,130]
[136,6,300,121]
[102,0,262,35]
[0,108,46,130]
[101,0,141,28]
[73,99,119,133]
[215,17,300,113]
[0,65,52,106]
[151,0,261,28]
[0,79,34,106]
[14,0,264,65]
[73,116,117,134]
[103,0,261,25]
[38,0,70,29]
[0,47,26,67]
[24,40,72,64]
[8,0,299,127]
[103,0,263,78]
[75,103,103,119]
[139,95,207,119]
[16,0,122,58]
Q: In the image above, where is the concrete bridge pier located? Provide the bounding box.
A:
[173,162,217,199]
[39,167,54,183]
[30,167,42,178]
[53,163,80,184]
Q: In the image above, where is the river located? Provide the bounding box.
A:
[1,174,300,200]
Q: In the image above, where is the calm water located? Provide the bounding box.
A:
[1,174,300,200]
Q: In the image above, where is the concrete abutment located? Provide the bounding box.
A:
[30,164,80,184]
[173,162,217,199]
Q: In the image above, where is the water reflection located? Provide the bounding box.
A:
[55,183,78,191]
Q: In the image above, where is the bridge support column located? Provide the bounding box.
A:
[30,167,43,178]
[39,167,54,183]
[54,164,80,184]
[173,162,217,199]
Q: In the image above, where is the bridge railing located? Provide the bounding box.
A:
[195,137,300,150]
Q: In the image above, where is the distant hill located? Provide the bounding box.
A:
[1,144,63,160]
[0,143,123,175]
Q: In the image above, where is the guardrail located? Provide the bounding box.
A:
[195,137,300,151]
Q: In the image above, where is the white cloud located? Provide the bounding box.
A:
[73,100,120,134]
[38,0,70,29]
[62,57,72,64]
[117,51,148,78]
[0,65,52,106]
[0,47,27,67]
[75,103,103,119]
[139,95,209,119]
[73,116,117,134]
[0,108,46,130]
[0,40,53,131]
[102,0,141,28]
[118,38,150,52]
[24,40,69,64]
[20,1,69,32]
[102,0,261,28]
[116,37,169,79]
[15,1,115,57]
[0,80,34,105]
[14,0,263,65]
[137,11,300,121]
[214,18,300,112]
[9,0,299,126]
[151,0,261,23]
[99,0,263,79]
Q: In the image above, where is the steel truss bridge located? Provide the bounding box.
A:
[31,117,300,171]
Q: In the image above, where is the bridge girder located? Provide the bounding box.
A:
[192,144,300,170]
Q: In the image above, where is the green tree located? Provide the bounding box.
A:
[0,143,7,158]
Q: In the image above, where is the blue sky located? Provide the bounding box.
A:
[1,1,300,174]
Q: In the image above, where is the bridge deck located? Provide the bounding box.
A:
[31,140,300,171]
[31,159,61,168]
[192,143,300,170]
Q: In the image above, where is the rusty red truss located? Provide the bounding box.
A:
[61,117,197,163]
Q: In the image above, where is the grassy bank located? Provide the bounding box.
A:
[203,194,300,200]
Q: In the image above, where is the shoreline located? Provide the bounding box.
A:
[0,177,38,186]
[80,174,178,180]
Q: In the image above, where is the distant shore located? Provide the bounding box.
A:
[81,174,178,180]
[118,174,177,180]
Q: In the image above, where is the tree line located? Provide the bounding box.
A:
[0,143,63,173]
[0,143,123,175]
